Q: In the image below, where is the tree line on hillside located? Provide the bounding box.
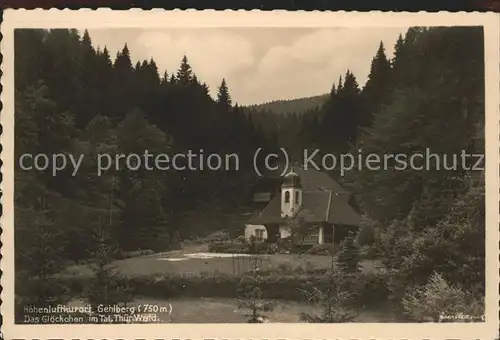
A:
[247,94,329,116]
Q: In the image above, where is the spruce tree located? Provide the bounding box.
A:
[362,41,392,127]
[330,70,362,153]
[200,82,210,96]
[169,73,176,83]
[81,29,94,55]
[217,78,232,109]
[171,230,182,250]
[299,236,358,323]
[102,47,112,66]
[337,75,343,92]
[113,109,172,250]
[237,258,275,323]
[161,70,169,85]
[15,194,68,310]
[85,222,133,322]
[112,43,134,118]
[115,44,133,71]
[176,55,193,84]
[299,270,358,323]
[337,232,361,273]
[391,33,405,68]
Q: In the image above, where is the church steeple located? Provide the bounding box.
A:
[281,169,303,218]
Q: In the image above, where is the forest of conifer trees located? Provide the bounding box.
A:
[14,25,486,323]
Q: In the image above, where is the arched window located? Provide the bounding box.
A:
[295,191,300,204]
[284,191,290,203]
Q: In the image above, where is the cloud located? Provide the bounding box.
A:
[241,27,405,104]
[135,29,255,90]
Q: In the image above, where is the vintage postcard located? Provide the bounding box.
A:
[1,9,499,340]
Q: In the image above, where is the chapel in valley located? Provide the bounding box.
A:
[245,166,361,247]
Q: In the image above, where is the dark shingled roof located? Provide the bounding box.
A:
[292,166,347,193]
[250,190,361,227]
[250,167,360,227]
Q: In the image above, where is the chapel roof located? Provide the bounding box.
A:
[250,167,360,227]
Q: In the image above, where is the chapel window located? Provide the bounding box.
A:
[284,191,290,203]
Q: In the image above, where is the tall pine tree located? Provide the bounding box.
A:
[217,78,232,109]
[176,55,194,84]
[361,41,392,127]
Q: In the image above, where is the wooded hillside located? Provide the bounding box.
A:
[246,94,329,115]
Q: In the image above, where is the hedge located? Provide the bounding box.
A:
[208,242,248,253]
[63,270,390,308]
[307,243,336,255]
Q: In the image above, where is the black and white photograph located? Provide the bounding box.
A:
[1,9,499,340]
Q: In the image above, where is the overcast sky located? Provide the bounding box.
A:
[87,27,408,106]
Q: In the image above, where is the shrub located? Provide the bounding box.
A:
[171,230,182,250]
[234,235,247,244]
[291,245,309,254]
[347,270,391,308]
[276,262,294,273]
[247,238,277,254]
[307,243,334,255]
[302,260,316,273]
[183,237,205,245]
[247,236,260,254]
[116,249,155,259]
[205,230,231,243]
[374,178,485,293]
[402,272,484,322]
[277,237,292,254]
[267,243,278,254]
[252,242,266,254]
[83,233,134,315]
[150,232,171,253]
[355,216,376,247]
[337,232,361,273]
[358,245,379,260]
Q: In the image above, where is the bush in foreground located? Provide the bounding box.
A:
[337,232,361,273]
[307,243,335,256]
[402,272,484,322]
[208,242,248,253]
[237,260,276,323]
[300,267,358,323]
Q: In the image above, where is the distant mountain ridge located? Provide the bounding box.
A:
[246,94,329,115]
